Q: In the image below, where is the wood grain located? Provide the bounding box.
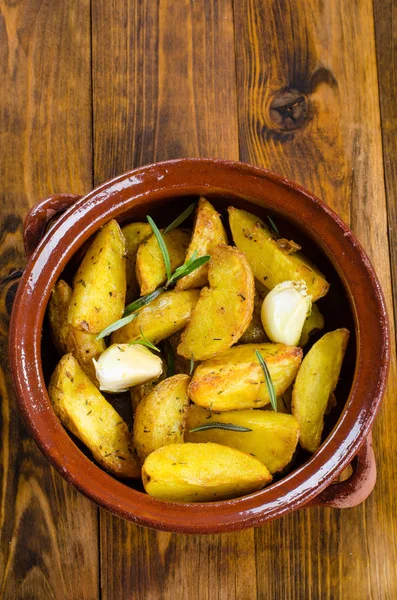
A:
[0,1,98,598]
[234,0,397,598]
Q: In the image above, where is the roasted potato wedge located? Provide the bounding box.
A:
[48,353,140,478]
[136,229,190,295]
[228,207,329,301]
[299,303,325,346]
[48,280,105,382]
[142,442,272,502]
[122,222,152,303]
[68,219,127,333]
[112,289,199,344]
[240,291,268,344]
[292,328,349,453]
[188,343,302,411]
[133,374,190,462]
[185,406,300,474]
[130,358,167,413]
[177,245,255,360]
[176,198,228,290]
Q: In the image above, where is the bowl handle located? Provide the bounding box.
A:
[306,433,376,508]
[24,193,82,259]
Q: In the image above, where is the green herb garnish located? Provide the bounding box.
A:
[164,202,196,234]
[147,215,172,281]
[255,350,277,411]
[124,286,166,316]
[267,216,279,235]
[189,422,252,433]
[96,312,138,340]
[189,354,195,376]
[167,251,210,286]
[129,328,160,352]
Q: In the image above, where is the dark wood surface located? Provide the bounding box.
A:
[0,1,396,598]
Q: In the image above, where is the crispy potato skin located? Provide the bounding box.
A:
[136,229,190,295]
[292,328,349,453]
[228,207,329,301]
[112,289,199,345]
[188,343,302,411]
[133,374,190,462]
[185,406,300,474]
[122,222,152,303]
[48,280,105,383]
[142,442,272,502]
[68,219,127,333]
[176,198,228,290]
[299,303,325,346]
[48,354,140,478]
[177,245,255,360]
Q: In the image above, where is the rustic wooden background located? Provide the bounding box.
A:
[1,1,396,598]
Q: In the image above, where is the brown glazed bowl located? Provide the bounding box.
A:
[9,159,389,533]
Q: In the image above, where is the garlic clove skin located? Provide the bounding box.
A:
[261,281,312,346]
[93,343,163,393]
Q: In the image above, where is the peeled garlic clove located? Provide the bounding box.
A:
[261,281,312,346]
[93,344,163,393]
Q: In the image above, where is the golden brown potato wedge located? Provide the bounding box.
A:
[176,198,228,290]
[240,290,269,344]
[136,229,190,295]
[142,442,272,502]
[48,280,106,383]
[68,219,127,333]
[185,406,300,474]
[48,353,140,478]
[228,207,329,301]
[292,328,349,453]
[122,222,152,303]
[299,303,325,346]
[133,374,190,462]
[177,245,255,360]
[188,343,302,411]
[130,357,167,413]
[112,289,200,345]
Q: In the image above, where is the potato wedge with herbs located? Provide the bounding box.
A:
[133,374,190,462]
[228,207,329,301]
[292,328,349,453]
[176,198,228,290]
[68,219,127,333]
[177,245,255,360]
[142,442,272,502]
[188,343,302,411]
[185,406,300,474]
[136,229,190,295]
[299,303,325,346]
[122,222,152,303]
[48,353,140,478]
[112,289,199,345]
[48,280,105,383]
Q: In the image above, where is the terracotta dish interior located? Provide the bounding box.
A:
[10,160,388,533]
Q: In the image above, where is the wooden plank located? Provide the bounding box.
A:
[0,1,99,598]
[234,0,397,598]
[91,1,251,599]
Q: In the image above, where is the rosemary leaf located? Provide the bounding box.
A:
[147,215,171,281]
[189,422,252,433]
[129,328,160,352]
[123,286,166,316]
[255,350,277,412]
[96,312,138,340]
[267,215,279,235]
[164,202,196,234]
[168,253,211,286]
[189,354,195,376]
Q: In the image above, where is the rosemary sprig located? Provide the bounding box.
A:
[189,422,252,433]
[267,216,279,235]
[164,202,196,234]
[96,312,138,340]
[147,215,171,281]
[129,328,160,352]
[124,286,166,316]
[189,354,195,376]
[168,252,210,286]
[255,350,277,412]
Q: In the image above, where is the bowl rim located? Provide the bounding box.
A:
[9,158,390,533]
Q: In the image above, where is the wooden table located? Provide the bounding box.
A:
[1,1,396,598]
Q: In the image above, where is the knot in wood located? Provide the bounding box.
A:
[269,89,308,131]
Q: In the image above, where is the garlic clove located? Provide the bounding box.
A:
[93,343,163,393]
[261,281,312,346]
